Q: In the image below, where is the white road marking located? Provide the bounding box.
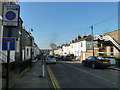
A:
[64,63,118,85]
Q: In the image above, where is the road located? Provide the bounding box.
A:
[47,60,119,89]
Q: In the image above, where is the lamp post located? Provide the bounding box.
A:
[90,25,94,57]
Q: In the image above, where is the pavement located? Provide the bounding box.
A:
[109,65,120,71]
[11,60,52,89]
[8,59,120,89]
[59,59,120,71]
[71,60,120,71]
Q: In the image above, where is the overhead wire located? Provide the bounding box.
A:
[58,14,117,45]
[56,14,117,36]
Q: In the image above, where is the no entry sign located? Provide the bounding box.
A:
[2,4,20,26]
[2,38,16,51]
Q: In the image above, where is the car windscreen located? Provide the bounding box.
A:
[94,57,104,60]
[47,56,55,59]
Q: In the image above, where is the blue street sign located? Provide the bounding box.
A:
[2,38,16,51]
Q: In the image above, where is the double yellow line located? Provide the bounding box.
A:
[47,65,62,90]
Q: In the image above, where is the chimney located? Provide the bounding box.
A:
[78,35,81,40]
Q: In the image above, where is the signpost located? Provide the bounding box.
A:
[2,38,16,89]
[2,4,20,89]
[3,4,20,26]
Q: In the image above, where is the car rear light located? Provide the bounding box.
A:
[107,61,110,63]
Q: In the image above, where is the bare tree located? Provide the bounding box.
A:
[50,43,57,49]
[50,43,57,55]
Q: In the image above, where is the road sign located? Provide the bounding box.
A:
[2,38,16,51]
[5,11,16,20]
[2,4,20,26]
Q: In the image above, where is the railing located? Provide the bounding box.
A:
[104,35,120,51]
[0,51,14,63]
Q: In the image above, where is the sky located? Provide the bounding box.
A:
[17,2,118,49]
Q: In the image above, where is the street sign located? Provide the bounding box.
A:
[2,4,20,26]
[5,11,16,20]
[2,38,16,51]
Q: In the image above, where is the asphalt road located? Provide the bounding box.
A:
[48,60,119,89]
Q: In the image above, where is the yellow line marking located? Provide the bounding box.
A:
[110,70,119,72]
[47,65,61,90]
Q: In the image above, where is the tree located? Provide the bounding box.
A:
[50,43,57,49]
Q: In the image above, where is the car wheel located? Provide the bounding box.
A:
[92,63,96,69]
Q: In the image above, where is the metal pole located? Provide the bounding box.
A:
[42,59,45,78]
[30,36,32,68]
[6,49,10,89]
[91,25,94,57]
[6,26,11,89]
[29,29,33,68]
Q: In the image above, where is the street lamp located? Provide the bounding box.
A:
[28,28,33,35]
[90,25,94,57]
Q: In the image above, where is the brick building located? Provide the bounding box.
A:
[103,30,120,58]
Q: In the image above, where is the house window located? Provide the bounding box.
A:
[27,48,29,56]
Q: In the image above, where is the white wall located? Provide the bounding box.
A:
[25,46,31,60]
[0,51,15,63]
[70,43,74,54]
[0,25,3,52]
[0,16,3,63]
[62,46,67,55]
[22,50,25,61]
[69,41,87,60]
[80,41,87,52]
[59,40,87,60]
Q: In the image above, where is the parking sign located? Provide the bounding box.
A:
[2,4,20,26]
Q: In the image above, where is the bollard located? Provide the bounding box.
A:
[42,59,45,78]
[42,64,45,77]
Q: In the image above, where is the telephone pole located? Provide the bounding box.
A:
[90,25,94,57]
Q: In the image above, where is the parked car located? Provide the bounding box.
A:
[57,55,64,60]
[32,59,38,63]
[54,55,60,60]
[46,55,56,64]
[82,56,111,69]
[63,55,72,61]
[102,57,116,65]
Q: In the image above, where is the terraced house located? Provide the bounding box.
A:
[54,29,120,63]
[0,1,40,88]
